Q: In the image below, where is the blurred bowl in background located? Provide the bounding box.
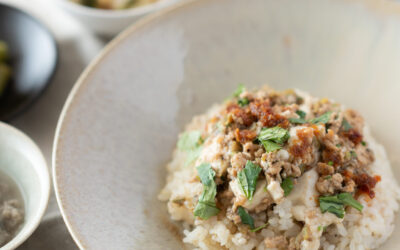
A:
[0,3,58,121]
[56,0,180,37]
[0,122,50,250]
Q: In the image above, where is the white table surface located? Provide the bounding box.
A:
[1,0,108,248]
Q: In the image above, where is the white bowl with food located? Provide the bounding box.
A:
[57,0,179,36]
[53,0,400,249]
[0,122,50,249]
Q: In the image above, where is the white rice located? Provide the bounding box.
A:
[159,98,400,250]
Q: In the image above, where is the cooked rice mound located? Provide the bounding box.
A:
[159,86,400,250]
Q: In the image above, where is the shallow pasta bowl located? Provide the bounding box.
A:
[53,0,400,249]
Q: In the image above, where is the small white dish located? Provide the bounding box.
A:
[56,0,180,37]
[0,122,50,250]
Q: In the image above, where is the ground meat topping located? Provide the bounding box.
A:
[354,173,381,199]
[235,128,257,144]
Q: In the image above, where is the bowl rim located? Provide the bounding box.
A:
[57,0,179,18]
[0,121,50,250]
[52,0,400,248]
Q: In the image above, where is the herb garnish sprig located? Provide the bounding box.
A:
[193,163,220,219]
[319,192,363,218]
[258,126,290,153]
[238,206,267,232]
[238,161,262,200]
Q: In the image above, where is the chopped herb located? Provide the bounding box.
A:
[178,131,202,151]
[337,192,363,211]
[289,110,307,124]
[185,146,203,166]
[261,140,282,152]
[281,177,294,196]
[233,84,245,97]
[194,163,220,219]
[258,126,290,144]
[319,199,345,218]
[324,175,332,180]
[310,111,332,124]
[336,144,341,148]
[361,141,367,146]
[317,225,322,231]
[238,161,262,200]
[238,97,249,107]
[341,118,352,131]
[296,110,307,119]
[350,151,357,158]
[328,161,333,166]
[258,126,290,152]
[196,163,215,185]
[178,131,204,166]
[238,206,255,229]
[288,117,306,124]
[194,200,220,220]
[251,223,268,232]
[319,192,363,218]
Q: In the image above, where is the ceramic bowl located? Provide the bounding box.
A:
[53,0,400,249]
[0,122,50,249]
[56,0,180,37]
[0,3,58,121]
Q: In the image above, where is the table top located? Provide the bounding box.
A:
[1,0,108,248]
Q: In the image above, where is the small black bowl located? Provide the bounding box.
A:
[0,4,58,121]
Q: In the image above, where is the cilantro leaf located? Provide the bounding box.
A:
[194,200,220,220]
[337,193,363,211]
[319,192,363,218]
[258,127,290,152]
[185,146,203,166]
[289,117,306,124]
[178,131,204,166]
[296,110,306,119]
[196,163,215,186]
[310,112,332,124]
[261,140,282,152]
[341,118,352,131]
[233,84,245,97]
[238,97,249,107]
[193,163,220,219]
[238,206,255,229]
[289,110,307,124]
[238,161,262,200]
[258,127,290,144]
[178,131,202,151]
[281,177,294,196]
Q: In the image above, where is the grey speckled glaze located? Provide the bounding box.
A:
[54,0,400,249]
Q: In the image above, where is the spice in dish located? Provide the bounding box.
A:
[159,85,400,249]
[71,0,159,9]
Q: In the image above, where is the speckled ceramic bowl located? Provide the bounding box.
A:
[53,0,400,249]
